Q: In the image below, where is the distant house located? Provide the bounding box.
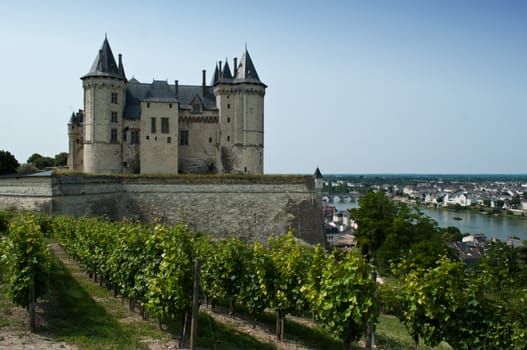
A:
[462,233,487,244]
[443,192,476,207]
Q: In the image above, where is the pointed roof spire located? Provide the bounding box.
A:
[211,63,220,84]
[234,46,264,85]
[314,166,324,179]
[221,59,233,80]
[82,36,126,80]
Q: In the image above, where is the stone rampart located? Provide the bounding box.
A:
[0,174,324,244]
[0,176,53,213]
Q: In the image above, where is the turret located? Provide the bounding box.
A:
[314,167,324,190]
[81,36,127,173]
[67,110,84,170]
[214,47,266,174]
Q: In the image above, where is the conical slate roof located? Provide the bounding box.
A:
[234,47,263,84]
[211,64,220,85]
[222,60,233,79]
[82,37,126,80]
[212,46,266,87]
[314,167,324,179]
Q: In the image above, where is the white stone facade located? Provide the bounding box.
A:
[68,38,266,175]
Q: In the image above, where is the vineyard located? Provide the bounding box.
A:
[0,210,526,349]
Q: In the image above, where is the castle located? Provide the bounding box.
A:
[68,37,266,174]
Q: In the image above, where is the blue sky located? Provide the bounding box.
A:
[0,0,526,174]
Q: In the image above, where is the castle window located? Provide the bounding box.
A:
[227,117,230,123]
[208,137,212,143]
[111,92,118,104]
[147,102,150,108]
[131,130,140,144]
[169,103,172,108]
[227,104,230,109]
[167,137,172,143]
[146,135,150,140]
[192,103,201,114]
[161,118,169,133]
[227,135,230,142]
[110,128,118,143]
[111,111,118,123]
[151,117,156,133]
[180,130,189,145]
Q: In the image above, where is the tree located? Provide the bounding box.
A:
[27,153,54,169]
[54,152,68,167]
[313,249,377,350]
[0,150,19,174]
[440,226,463,242]
[351,192,449,271]
[350,192,397,262]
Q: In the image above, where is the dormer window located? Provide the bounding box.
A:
[192,103,201,114]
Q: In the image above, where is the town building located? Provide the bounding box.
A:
[68,37,266,174]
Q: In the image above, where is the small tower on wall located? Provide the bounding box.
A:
[213,47,266,174]
[314,167,325,190]
[67,110,84,170]
[81,37,127,173]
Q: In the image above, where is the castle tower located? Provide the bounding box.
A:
[81,37,127,173]
[314,167,324,190]
[67,110,84,170]
[213,47,266,174]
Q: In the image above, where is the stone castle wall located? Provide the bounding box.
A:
[0,175,324,245]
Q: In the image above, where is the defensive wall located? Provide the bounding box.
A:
[0,173,324,245]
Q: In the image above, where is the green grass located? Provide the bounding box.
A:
[376,314,452,350]
[52,170,309,184]
[197,312,276,350]
[41,248,277,350]
[42,254,147,349]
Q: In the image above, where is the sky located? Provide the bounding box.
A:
[0,0,526,174]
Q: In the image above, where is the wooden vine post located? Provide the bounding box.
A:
[190,258,201,350]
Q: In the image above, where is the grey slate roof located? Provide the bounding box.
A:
[144,80,179,102]
[212,47,266,86]
[68,109,84,124]
[123,79,217,120]
[82,37,126,80]
[222,61,233,79]
[314,167,324,179]
[233,48,264,85]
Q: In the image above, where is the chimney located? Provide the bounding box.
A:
[175,80,179,98]
[98,49,103,70]
[233,57,238,74]
[118,54,124,75]
[202,69,206,95]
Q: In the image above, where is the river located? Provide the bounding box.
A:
[327,200,527,241]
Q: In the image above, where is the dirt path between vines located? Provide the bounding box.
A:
[2,243,343,349]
